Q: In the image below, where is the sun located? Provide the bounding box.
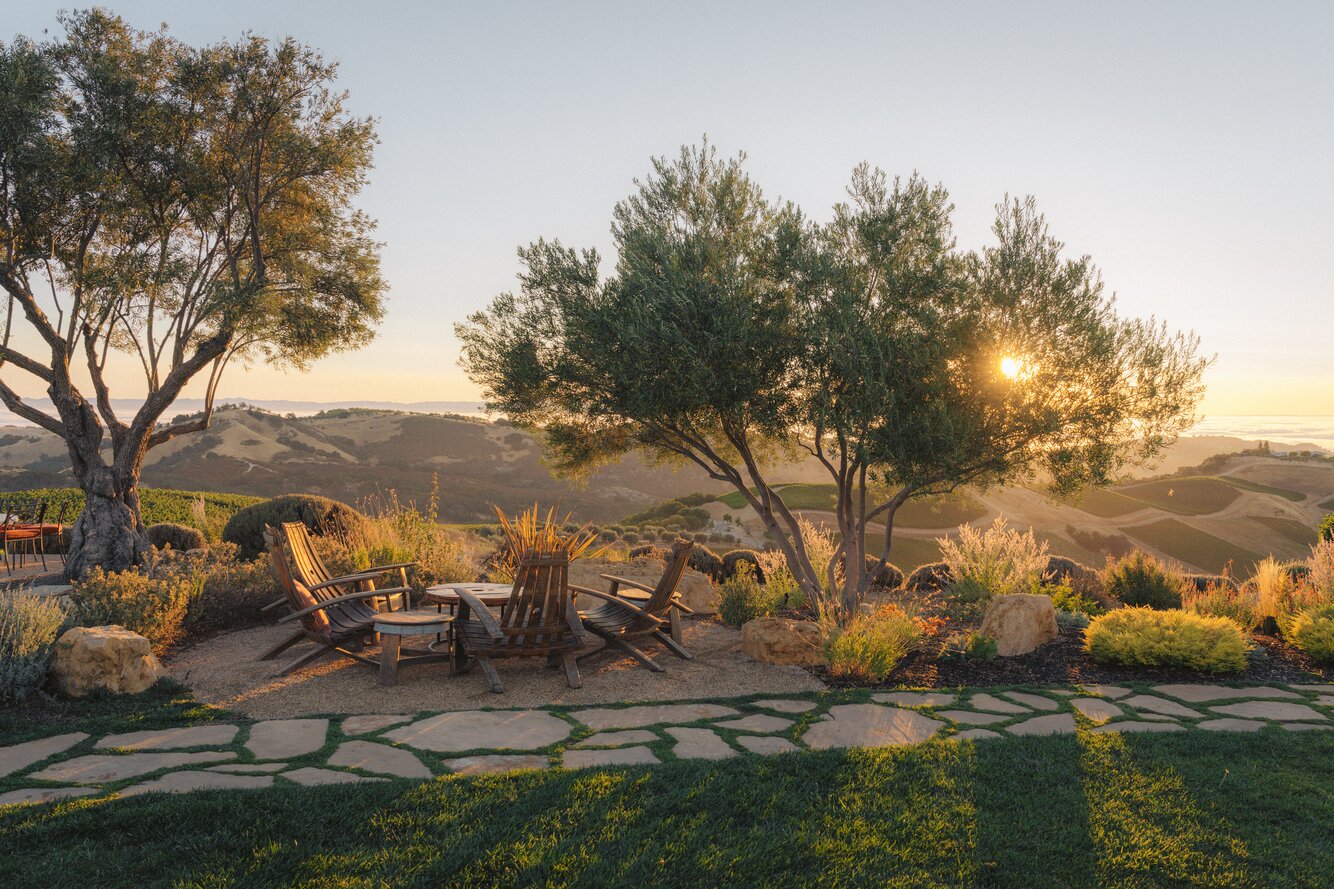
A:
[1000,356,1021,379]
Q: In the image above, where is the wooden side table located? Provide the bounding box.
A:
[373,610,454,686]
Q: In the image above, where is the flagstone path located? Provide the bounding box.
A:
[2,682,1331,807]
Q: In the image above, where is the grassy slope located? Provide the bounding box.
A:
[1249,515,1319,548]
[1,728,1330,888]
[1115,478,1242,516]
[1129,518,1264,574]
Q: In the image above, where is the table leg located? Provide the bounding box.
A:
[379,634,400,686]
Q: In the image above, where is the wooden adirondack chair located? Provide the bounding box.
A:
[260,524,411,675]
[454,548,585,694]
[571,538,695,672]
[260,521,413,617]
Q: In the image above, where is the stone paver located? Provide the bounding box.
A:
[1091,721,1185,734]
[328,740,430,778]
[246,719,329,759]
[1002,692,1060,712]
[1281,723,1333,732]
[713,714,794,733]
[872,692,956,708]
[937,710,1009,726]
[1072,698,1122,724]
[282,767,386,786]
[1209,702,1328,722]
[1289,684,1334,693]
[563,747,660,768]
[206,763,287,773]
[753,699,818,713]
[445,754,551,775]
[96,725,237,751]
[1006,714,1076,737]
[576,730,659,747]
[803,704,942,749]
[1122,695,1200,719]
[953,729,1002,741]
[1086,684,1131,699]
[1313,695,1334,707]
[0,785,99,807]
[387,710,572,752]
[666,727,736,760]
[1198,718,1266,732]
[30,751,234,784]
[737,736,800,755]
[341,714,414,736]
[121,770,273,796]
[1153,684,1300,703]
[0,732,89,778]
[571,703,739,730]
[967,694,1030,714]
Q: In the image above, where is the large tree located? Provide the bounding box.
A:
[0,11,385,576]
[458,143,1208,619]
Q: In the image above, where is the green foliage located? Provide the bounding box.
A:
[718,563,784,628]
[721,549,764,582]
[147,545,283,636]
[1318,514,1334,543]
[0,488,262,530]
[145,523,207,552]
[824,605,924,680]
[1043,583,1107,618]
[938,631,998,662]
[0,591,68,704]
[1084,607,1249,673]
[1287,604,1334,663]
[222,494,366,560]
[69,568,197,654]
[1043,555,1106,600]
[1055,610,1090,631]
[1103,551,1186,610]
[1184,584,1259,632]
[939,518,1048,599]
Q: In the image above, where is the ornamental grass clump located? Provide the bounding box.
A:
[1102,550,1186,609]
[939,517,1048,599]
[490,503,604,582]
[1084,607,1249,673]
[824,604,926,681]
[0,591,68,704]
[1286,604,1334,663]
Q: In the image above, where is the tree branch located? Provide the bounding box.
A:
[0,380,66,436]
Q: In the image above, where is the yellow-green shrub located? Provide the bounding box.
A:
[1084,607,1249,673]
[69,568,196,654]
[1103,551,1186,609]
[1287,604,1334,663]
[718,562,784,628]
[824,604,925,680]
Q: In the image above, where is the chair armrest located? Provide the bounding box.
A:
[569,585,667,626]
[278,589,391,622]
[599,574,656,595]
[309,571,384,592]
[260,596,289,613]
[364,561,417,573]
[455,588,504,640]
[670,596,696,615]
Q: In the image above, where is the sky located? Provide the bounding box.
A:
[5,1,1333,417]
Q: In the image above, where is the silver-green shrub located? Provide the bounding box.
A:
[0,591,68,704]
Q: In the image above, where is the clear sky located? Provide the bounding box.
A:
[6,1,1333,416]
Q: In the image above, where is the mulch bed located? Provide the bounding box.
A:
[814,627,1332,690]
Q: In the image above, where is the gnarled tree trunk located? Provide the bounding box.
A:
[65,463,149,579]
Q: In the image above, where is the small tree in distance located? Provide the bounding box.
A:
[457,142,1209,621]
[0,11,385,576]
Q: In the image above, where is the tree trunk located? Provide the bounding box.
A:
[65,464,149,579]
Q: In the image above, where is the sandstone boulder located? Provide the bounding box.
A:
[740,617,825,666]
[978,594,1058,656]
[48,625,167,698]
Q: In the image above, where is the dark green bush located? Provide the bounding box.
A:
[1103,550,1186,609]
[628,544,665,560]
[222,493,366,559]
[146,522,207,552]
[1043,556,1106,600]
[1319,513,1334,543]
[721,549,764,582]
[718,563,782,627]
[905,561,954,593]
[688,545,724,580]
[863,557,904,589]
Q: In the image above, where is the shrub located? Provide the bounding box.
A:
[864,557,904,589]
[1055,610,1090,631]
[1044,556,1106,600]
[718,563,783,627]
[145,522,207,552]
[628,544,665,560]
[1103,551,1185,609]
[222,494,366,559]
[1083,607,1249,673]
[939,518,1048,598]
[824,604,924,680]
[1044,583,1106,617]
[1319,513,1334,543]
[687,545,724,581]
[757,550,806,609]
[158,544,284,636]
[1184,583,1259,632]
[905,561,955,593]
[721,549,764,583]
[1287,604,1334,663]
[1182,573,1237,593]
[938,631,997,662]
[344,498,479,589]
[1305,537,1334,599]
[69,568,196,654]
[0,591,68,704]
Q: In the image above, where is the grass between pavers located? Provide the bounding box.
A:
[0,728,1330,888]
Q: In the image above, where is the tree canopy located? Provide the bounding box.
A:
[0,10,385,573]
[458,142,1209,616]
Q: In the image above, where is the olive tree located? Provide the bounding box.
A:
[458,143,1208,619]
[0,11,385,576]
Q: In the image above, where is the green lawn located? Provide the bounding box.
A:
[1,726,1330,888]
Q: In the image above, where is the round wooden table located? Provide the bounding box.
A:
[372,610,454,686]
[423,582,513,609]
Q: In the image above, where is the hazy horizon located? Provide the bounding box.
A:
[5,1,1332,415]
